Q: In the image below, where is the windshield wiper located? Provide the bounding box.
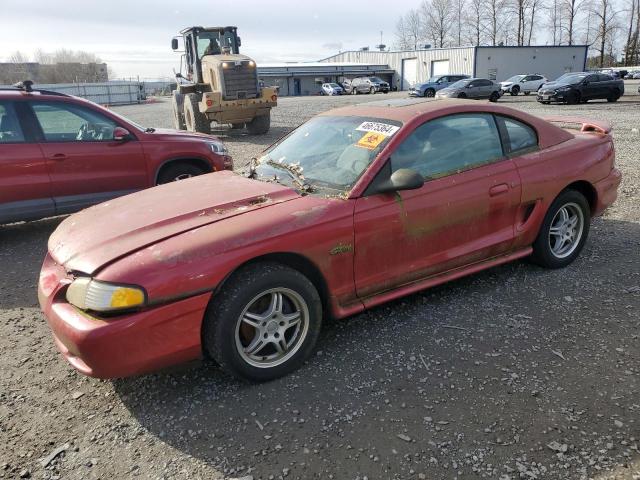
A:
[263,159,315,194]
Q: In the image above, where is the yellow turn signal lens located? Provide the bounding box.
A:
[110,287,146,308]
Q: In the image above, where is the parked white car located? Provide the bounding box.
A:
[321,83,344,95]
[500,74,548,96]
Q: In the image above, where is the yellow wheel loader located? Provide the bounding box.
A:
[171,26,277,134]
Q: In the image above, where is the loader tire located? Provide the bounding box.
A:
[183,93,210,133]
[171,92,186,130]
[246,113,271,135]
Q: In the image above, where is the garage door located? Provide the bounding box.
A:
[401,58,417,90]
[431,59,450,77]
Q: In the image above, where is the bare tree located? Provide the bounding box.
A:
[465,0,487,44]
[453,0,468,45]
[623,0,640,64]
[547,0,564,44]
[421,0,455,47]
[561,0,585,44]
[526,0,544,44]
[592,0,619,67]
[486,0,511,45]
[406,9,424,49]
[394,15,412,49]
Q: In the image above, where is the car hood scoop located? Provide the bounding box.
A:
[49,171,299,274]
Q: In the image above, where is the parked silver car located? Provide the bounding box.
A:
[435,78,502,102]
[321,83,344,95]
[350,76,390,94]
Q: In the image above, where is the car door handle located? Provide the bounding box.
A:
[50,153,69,161]
[489,183,509,196]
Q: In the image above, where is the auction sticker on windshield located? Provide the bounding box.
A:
[356,121,400,136]
[356,131,386,150]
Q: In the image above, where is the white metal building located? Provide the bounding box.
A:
[321,46,588,90]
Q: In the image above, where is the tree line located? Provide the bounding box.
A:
[394,0,640,67]
[1,49,113,84]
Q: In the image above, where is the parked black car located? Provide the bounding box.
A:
[537,72,624,104]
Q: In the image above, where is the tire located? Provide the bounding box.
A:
[530,190,591,269]
[489,91,500,102]
[607,89,620,102]
[156,162,206,184]
[351,87,357,95]
[171,92,186,130]
[246,113,270,135]
[524,91,531,96]
[566,91,580,105]
[457,92,467,98]
[230,123,245,130]
[183,93,210,133]
[202,262,323,381]
[510,85,520,96]
[369,87,376,94]
[425,88,436,98]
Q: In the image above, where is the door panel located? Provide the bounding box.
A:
[353,112,522,299]
[354,161,521,299]
[30,101,148,212]
[0,101,54,223]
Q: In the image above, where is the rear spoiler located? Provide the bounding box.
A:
[544,116,612,135]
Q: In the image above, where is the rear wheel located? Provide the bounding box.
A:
[183,93,210,133]
[202,262,323,381]
[531,190,590,269]
[246,113,270,135]
[607,89,620,102]
[425,88,435,97]
[489,91,500,102]
[171,92,186,130]
[157,162,206,184]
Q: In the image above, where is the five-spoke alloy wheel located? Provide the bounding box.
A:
[532,189,590,268]
[203,262,322,381]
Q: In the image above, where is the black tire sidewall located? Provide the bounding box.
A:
[203,263,323,382]
[531,190,591,269]
[157,163,204,184]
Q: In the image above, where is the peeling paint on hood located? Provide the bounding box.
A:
[49,171,299,274]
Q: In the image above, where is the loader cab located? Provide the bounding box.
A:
[172,26,242,84]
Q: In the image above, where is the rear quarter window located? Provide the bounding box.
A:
[498,116,538,154]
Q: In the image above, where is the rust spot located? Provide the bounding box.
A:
[249,195,270,206]
[329,243,353,256]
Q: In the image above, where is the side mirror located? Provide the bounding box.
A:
[372,168,424,195]
[113,127,132,142]
[171,38,179,50]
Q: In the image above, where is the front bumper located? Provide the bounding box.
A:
[408,89,423,97]
[537,91,568,102]
[38,254,211,378]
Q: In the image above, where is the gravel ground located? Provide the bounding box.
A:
[1,87,639,480]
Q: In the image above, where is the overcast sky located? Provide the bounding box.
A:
[0,0,398,79]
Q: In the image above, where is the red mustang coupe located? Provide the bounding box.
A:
[38,99,621,381]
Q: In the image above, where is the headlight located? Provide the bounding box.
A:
[248,60,256,67]
[66,278,146,312]
[222,62,229,69]
[206,140,228,154]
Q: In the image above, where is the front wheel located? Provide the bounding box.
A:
[457,92,467,98]
[489,91,500,102]
[510,85,520,96]
[566,91,580,105]
[425,88,435,98]
[369,87,375,94]
[246,113,270,135]
[531,190,590,269]
[157,163,205,184]
[183,93,210,133]
[202,262,323,381]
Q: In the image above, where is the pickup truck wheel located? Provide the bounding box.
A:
[425,88,435,97]
[531,190,590,269]
[246,113,270,135]
[171,92,186,130]
[202,262,322,382]
[183,93,211,133]
[156,163,205,184]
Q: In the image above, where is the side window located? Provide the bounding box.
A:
[391,113,504,179]
[0,102,26,143]
[498,116,538,154]
[31,102,117,142]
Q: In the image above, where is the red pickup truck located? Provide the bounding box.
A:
[0,85,232,224]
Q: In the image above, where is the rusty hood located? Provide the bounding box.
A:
[49,171,299,274]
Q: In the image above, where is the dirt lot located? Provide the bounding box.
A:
[1,89,639,480]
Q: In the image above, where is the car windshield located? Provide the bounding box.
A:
[328,83,340,88]
[505,75,524,82]
[369,77,384,83]
[449,79,472,88]
[563,74,588,84]
[555,72,582,82]
[253,115,401,193]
